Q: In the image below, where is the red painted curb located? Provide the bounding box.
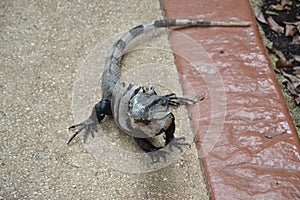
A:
[162,0,300,199]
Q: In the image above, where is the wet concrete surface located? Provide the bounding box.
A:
[163,0,300,199]
[0,0,209,199]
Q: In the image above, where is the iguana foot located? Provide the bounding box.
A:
[149,149,169,164]
[68,117,98,144]
[168,137,190,152]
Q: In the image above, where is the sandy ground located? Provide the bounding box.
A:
[0,0,209,199]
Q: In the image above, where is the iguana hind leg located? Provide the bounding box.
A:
[164,113,190,152]
[134,137,168,163]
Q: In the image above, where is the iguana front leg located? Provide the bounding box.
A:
[164,114,190,152]
[68,98,112,144]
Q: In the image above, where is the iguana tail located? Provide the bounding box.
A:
[101,19,250,96]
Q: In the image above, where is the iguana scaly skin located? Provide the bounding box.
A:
[68,19,250,154]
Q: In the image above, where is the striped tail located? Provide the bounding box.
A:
[101,19,250,96]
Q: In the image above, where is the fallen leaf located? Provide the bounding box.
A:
[254,7,267,24]
[293,66,300,78]
[281,69,300,93]
[285,24,298,36]
[295,55,300,62]
[291,35,300,44]
[281,0,293,7]
[269,0,293,11]
[281,71,300,105]
[282,78,298,95]
[295,97,300,105]
[270,4,291,11]
[277,58,295,68]
[284,21,300,26]
[268,47,294,68]
[267,16,284,33]
[292,66,300,79]
[284,21,300,30]
[265,10,279,15]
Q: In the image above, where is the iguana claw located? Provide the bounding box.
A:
[149,150,169,164]
[68,117,98,144]
[168,137,190,152]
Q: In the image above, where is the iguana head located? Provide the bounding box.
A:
[128,85,171,125]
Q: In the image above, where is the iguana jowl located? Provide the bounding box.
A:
[68,19,250,153]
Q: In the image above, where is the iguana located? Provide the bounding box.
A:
[68,19,250,156]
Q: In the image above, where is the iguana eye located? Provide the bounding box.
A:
[129,87,142,100]
[149,85,154,92]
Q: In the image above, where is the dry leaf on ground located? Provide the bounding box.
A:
[267,16,284,33]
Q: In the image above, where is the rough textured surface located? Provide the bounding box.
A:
[0,0,209,199]
[162,0,300,199]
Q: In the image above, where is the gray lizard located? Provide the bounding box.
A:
[68,19,250,155]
